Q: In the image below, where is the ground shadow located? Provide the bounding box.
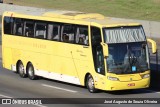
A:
[105,90,149,95]
[150,63,160,90]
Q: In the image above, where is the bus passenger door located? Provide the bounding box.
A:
[92,45,106,89]
[91,26,106,90]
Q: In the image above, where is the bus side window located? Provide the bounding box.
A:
[4,16,14,35]
[24,20,35,37]
[61,24,75,43]
[91,27,102,45]
[47,23,60,41]
[35,22,46,39]
[13,18,24,36]
[76,26,89,45]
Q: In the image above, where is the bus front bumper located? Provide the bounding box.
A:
[105,78,150,91]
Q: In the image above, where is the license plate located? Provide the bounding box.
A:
[128,83,135,87]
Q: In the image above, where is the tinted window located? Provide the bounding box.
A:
[61,24,75,43]
[24,20,34,37]
[91,27,102,45]
[4,16,14,35]
[35,22,46,39]
[76,26,89,45]
[13,18,24,36]
[47,23,60,41]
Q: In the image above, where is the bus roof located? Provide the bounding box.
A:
[3,10,141,27]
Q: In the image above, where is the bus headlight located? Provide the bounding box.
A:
[107,76,119,81]
[142,74,150,79]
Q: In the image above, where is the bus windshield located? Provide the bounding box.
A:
[106,42,149,74]
[103,26,149,74]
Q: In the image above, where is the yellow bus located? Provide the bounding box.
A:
[2,10,157,93]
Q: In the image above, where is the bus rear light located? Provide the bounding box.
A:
[107,76,119,81]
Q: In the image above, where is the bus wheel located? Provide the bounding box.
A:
[27,63,37,80]
[86,75,97,93]
[18,61,27,78]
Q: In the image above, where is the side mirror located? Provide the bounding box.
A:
[147,38,157,54]
[100,42,109,58]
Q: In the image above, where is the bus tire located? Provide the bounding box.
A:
[86,75,97,93]
[27,63,37,80]
[18,61,27,78]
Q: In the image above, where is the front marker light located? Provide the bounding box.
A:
[107,76,119,81]
[142,74,150,79]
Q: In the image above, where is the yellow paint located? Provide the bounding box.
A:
[147,38,157,54]
[101,42,109,57]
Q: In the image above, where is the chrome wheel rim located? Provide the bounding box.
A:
[19,64,24,74]
[28,67,34,77]
[88,78,94,90]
